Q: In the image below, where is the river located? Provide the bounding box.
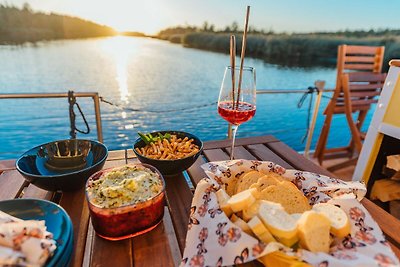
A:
[0,36,373,160]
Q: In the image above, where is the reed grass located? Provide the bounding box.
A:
[178,32,400,70]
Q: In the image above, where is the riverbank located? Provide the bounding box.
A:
[0,5,116,44]
[158,30,400,70]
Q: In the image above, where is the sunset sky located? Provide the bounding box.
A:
[5,0,400,34]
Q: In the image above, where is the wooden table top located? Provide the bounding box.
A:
[0,135,399,266]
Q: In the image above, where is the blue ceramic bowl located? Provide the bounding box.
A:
[16,139,108,191]
[133,131,203,175]
[0,198,73,267]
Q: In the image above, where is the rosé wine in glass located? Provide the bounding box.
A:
[217,66,256,159]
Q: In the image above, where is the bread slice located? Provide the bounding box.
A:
[247,216,276,244]
[249,173,282,192]
[215,189,233,217]
[235,171,265,194]
[242,200,267,221]
[258,181,311,214]
[257,201,297,240]
[276,235,299,248]
[312,203,351,238]
[258,251,311,267]
[233,217,253,236]
[225,176,239,196]
[227,188,257,212]
[297,211,331,253]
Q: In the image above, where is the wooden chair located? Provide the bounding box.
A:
[314,45,385,167]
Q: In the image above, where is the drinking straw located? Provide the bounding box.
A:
[236,5,250,109]
[230,35,236,109]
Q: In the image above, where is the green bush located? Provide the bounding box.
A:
[180,32,400,69]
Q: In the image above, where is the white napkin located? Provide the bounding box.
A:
[0,210,57,266]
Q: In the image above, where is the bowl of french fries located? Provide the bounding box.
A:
[133,131,203,175]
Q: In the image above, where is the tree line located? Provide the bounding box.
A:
[157,23,400,70]
[0,4,116,44]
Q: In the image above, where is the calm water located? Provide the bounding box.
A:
[0,36,374,159]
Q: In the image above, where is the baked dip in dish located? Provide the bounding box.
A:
[85,164,165,240]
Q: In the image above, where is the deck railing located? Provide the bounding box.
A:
[0,92,103,142]
[0,83,335,158]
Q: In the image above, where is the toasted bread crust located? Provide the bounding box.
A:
[258,181,311,214]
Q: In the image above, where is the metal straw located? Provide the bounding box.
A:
[236,6,250,109]
[230,35,236,109]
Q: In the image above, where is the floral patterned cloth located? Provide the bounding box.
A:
[180,160,400,267]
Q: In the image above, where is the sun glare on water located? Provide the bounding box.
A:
[100,36,133,104]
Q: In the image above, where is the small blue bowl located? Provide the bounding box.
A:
[133,131,203,175]
[0,198,73,267]
[16,139,108,191]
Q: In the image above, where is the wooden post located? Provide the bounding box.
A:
[304,80,325,158]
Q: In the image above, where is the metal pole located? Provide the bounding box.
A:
[227,124,232,139]
[0,92,104,142]
[304,80,325,158]
[0,92,101,99]
[68,91,77,139]
[93,93,104,143]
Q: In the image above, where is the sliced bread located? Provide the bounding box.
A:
[225,176,239,196]
[257,201,298,240]
[235,171,265,194]
[312,203,351,238]
[249,172,282,192]
[233,217,253,236]
[258,181,311,214]
[247,216,276,244]
[227,188,257,212]
[297,211,331,253]
[258,251,311,267]
[276,235,299,248]
[215,189,233,217]
[242,200,270,221]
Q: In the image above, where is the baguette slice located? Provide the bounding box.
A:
[249,173,282,192]
[258,251,311,267]
[235,171,265,194]
[259,181,311,214]
[215,189,233,217]
[230,213,239,223]
[257,201,297,240]
[297,211,331,253]
[227,188,257,212]
[276,235,299,248]
[233,217,253,236]
[242,200,267,221]
[312,203,351,238]
[247,216,276,244]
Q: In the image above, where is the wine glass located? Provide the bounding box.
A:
[218,66,256,159]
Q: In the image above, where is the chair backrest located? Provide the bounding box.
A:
[340,72,387,112]
[326,45,385,113]
[335,45,385,90]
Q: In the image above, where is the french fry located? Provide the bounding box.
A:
[137,134,200,160]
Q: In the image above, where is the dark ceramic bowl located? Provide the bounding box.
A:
[16,139,108,191]
[133,131,203,175]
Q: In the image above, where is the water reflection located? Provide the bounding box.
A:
[101,36,131,103]
[0,37,344,160]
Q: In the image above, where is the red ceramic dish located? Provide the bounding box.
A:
[85,164,165,240]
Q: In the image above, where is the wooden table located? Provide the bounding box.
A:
[0,135,399,266]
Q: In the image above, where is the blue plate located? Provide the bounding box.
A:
[0,199,73,267]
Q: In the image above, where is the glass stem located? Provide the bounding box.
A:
[230,124,239,160]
